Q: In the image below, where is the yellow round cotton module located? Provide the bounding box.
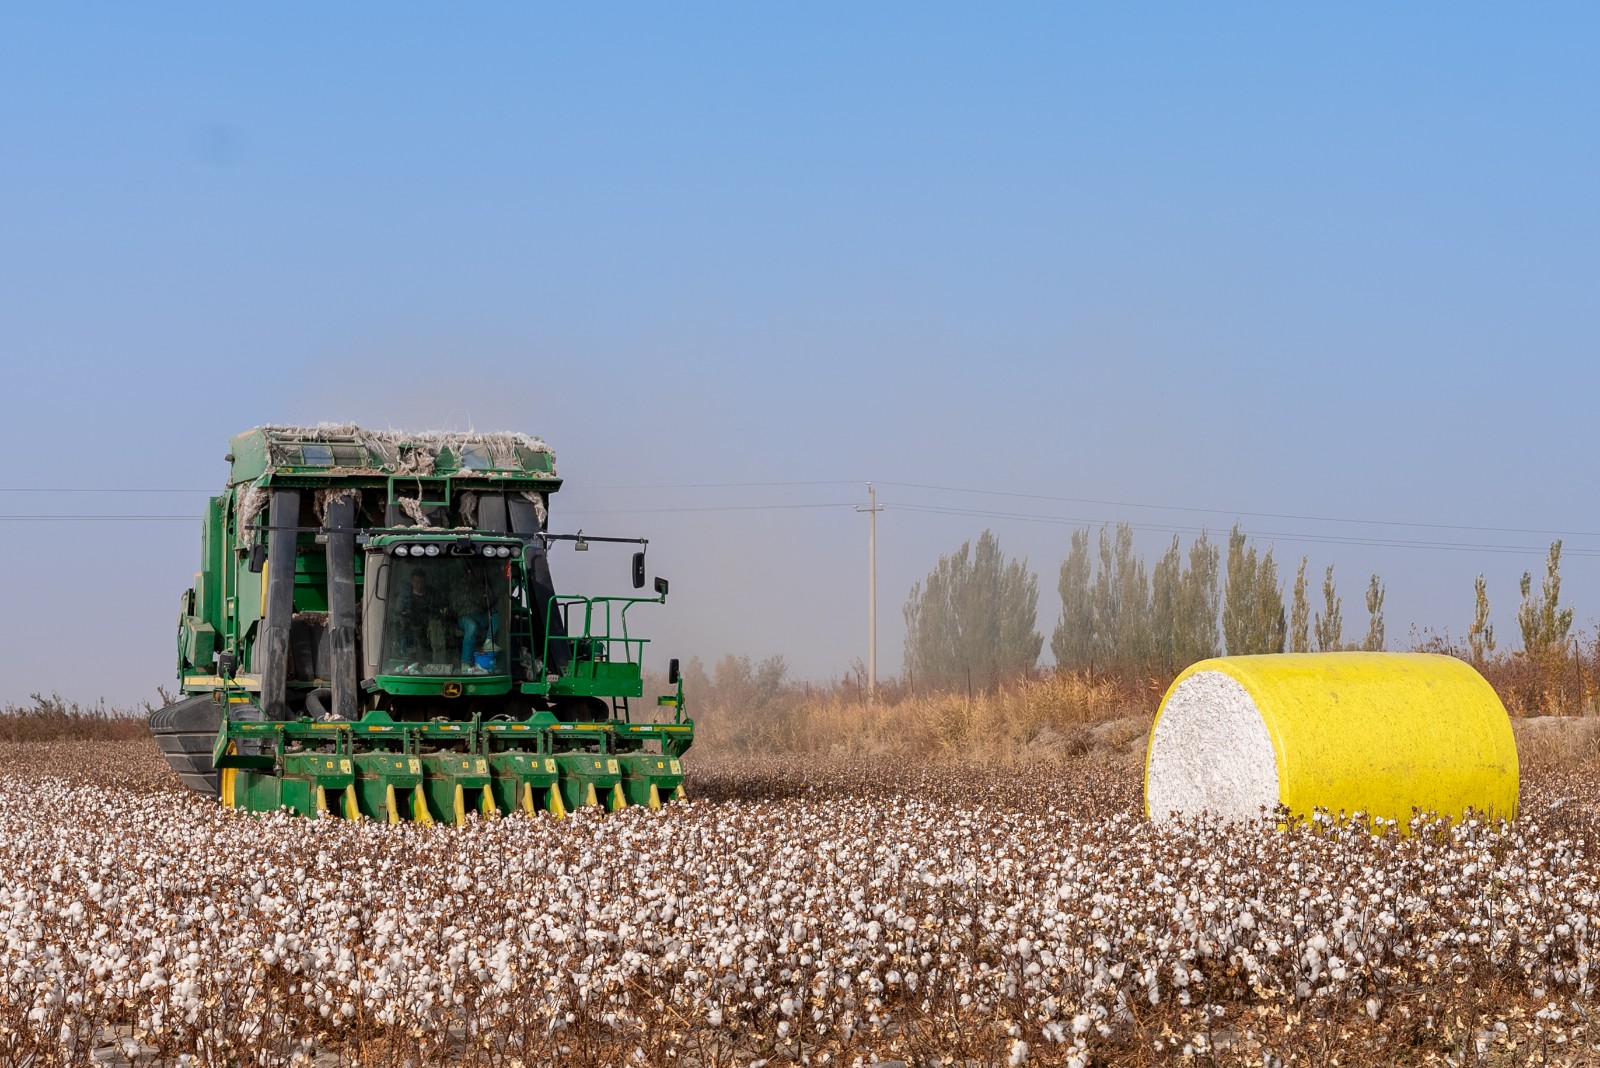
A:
[1144,652,1518,825]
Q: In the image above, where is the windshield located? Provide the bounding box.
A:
[380,554,513,677]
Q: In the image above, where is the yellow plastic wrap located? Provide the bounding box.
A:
[1144,652,1518,824]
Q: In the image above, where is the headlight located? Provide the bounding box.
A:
[393,545,409,556]
[481,544,499,557]
[496,545,512,558]
[423,544,441,557]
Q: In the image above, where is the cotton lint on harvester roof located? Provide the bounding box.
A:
[1144,652,1519,825]
[232,425,559,529]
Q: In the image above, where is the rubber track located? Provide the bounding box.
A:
[148,694,223,796]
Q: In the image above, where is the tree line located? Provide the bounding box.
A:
[903,526,1574,692]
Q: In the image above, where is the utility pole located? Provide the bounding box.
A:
[856,483,883,700]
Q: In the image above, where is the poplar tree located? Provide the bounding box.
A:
[1223,527,1249,653]
[1051,528,1094,671]
[1518,540,1573,656]
[1290,556,1311,653]
[1175,531,1222,665]
[1222,525,1286,655]
[1112,524,1152,667]
[1363,573,1386,651]
[1088,527,1120,668]
[1149,536,1183,671]
[1055,526,1220,674]
[1084,524,1150,668]
[1314,564,1343,652]
[1468,573,1495,664]
[904,529,1043,690]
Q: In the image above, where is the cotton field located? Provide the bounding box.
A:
[5,742,1600,1066]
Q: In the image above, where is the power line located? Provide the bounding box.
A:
[0,488,212,494]
[3,477,1593,559]
[556,477,1600,542]
[4,476,1588,541]
[0,515,202,522]
[574,480,863,490]
[0,480,860,495]
[0,501,859,522]
[2,496,1594,555]
[887,502,1600,558]
[876,480,1599,541]
[560,502,857,515]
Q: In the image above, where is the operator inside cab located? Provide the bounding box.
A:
[396,570,448,665]
[386,555,508,676]
[455,560,499,672]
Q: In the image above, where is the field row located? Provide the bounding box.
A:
[2,743,1599,1065]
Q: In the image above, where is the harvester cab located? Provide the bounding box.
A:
[149,425,693,822]
[363,534,526,689]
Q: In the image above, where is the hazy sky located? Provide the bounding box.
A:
[3,5,1599,708]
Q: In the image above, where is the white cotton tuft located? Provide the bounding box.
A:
[1146,671,1279,823]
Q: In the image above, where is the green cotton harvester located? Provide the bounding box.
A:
[149,426,692,823]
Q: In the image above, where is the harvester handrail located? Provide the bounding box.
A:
[542,594,653,670]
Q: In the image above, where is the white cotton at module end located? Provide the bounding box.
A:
[1145,670,1279,824]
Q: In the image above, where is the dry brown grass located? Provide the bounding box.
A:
[694,673,1600,788]
[691,670,1161,764]
[1513,715,1600,774]
[1479,646,1599,718]
[0,693,151,743]
[687,645,1600,775]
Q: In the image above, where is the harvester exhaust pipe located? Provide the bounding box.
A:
[324,493,360,720]
[259,489,301,719]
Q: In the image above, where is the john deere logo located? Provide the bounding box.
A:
[442,682,462,698]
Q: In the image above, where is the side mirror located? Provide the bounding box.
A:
[668,658,680,685]
[654,576,669,598]
[248,543,267,573]
[218,651,238,679]
[631,551,646,589]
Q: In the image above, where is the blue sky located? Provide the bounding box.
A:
[2,5,1598,707]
